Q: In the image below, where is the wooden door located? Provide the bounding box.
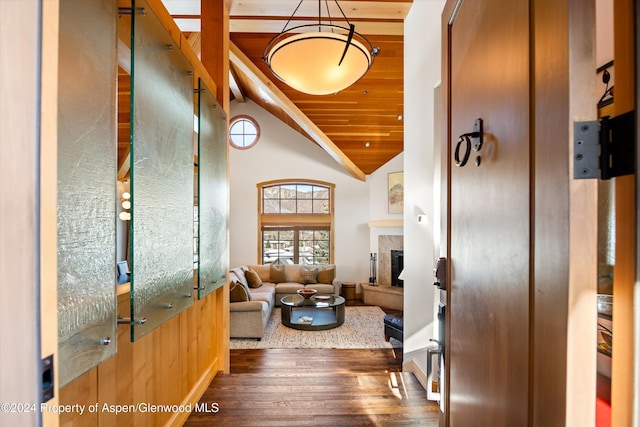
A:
[445,1,531,425]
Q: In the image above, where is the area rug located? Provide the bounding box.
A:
[230,306,396,349]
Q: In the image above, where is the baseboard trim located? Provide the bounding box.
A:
[403,358,427,391]
[166,356,221,427]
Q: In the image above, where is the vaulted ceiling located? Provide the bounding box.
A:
[162,0,412,180]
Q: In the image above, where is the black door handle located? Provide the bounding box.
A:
[454,118,483,167]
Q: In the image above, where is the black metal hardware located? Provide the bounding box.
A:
[433,257,446,290]
[41,354,54,402]
[454,118,483,167]
[118,7,146,16]
[574,111,635,180]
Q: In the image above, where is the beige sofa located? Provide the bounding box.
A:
[229,264,341,339]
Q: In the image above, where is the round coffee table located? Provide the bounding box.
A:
[280,294,346,331]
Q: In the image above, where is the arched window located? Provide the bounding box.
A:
[258,180,334,265]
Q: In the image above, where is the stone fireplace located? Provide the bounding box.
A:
[377,235,404,286]
[362,234,404,310]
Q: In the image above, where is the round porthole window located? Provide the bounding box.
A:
[229,115,260,149]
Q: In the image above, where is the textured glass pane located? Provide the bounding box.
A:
[57,0,117,387]
[197,79,228,299]
[130,0,194,340]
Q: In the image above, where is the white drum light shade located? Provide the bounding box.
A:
[264,25,377,95]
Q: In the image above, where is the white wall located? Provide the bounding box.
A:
[403,0,446,374]
[228,99,371,283]
[368,153,403,252]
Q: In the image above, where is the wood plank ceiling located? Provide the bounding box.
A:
[165,0,412,178]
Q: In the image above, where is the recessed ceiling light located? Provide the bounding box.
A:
[364,141,371,148]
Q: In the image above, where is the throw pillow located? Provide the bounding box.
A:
[316,267,335,284]
[248,264,271,282]
[229,281,250,302]
[284,264,303,283]
[270,264,286,283]
[300,266,318,284]
[245,269,263,288]
[230,267,249,289]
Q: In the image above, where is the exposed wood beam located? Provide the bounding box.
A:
[117,39,130,74]
[187,32,201,59]
[227,0,412,20]
[229,19,403,36]
[229,42,366,181]
[229,64,246,102]
[117,151,130,180]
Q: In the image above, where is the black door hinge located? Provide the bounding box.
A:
[574,110,636,180]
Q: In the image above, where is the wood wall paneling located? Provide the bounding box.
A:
[60,286,227,426]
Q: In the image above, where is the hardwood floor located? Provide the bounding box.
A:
[185,300,439,426]
[185,348,440,426]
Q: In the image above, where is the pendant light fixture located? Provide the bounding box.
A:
[263,0,380,96]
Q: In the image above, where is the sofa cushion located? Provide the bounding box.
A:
[270,264,286,283]
[245,269,263,288]
[275,282,304,294]
[284,264,303,283]
[307,283,334,294]
[248,264,271,281]
[316,266,335,284]
[250,290,274,307]
[300,266,318,284]
[230,281,251,302]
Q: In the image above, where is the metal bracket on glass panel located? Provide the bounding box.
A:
[117,316,146,325]
[118,7,146,16]
[574,111,636,180]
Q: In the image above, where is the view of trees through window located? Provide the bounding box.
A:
[262,227,329,265]
[259,182,333,265]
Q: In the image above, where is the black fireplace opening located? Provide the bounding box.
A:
[391,250,404,287]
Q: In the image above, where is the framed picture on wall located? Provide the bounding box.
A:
[388,171,404,214]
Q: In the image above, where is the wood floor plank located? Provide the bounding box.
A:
[184,348,440,426]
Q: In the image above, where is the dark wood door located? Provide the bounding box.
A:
[445,1,531,425]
